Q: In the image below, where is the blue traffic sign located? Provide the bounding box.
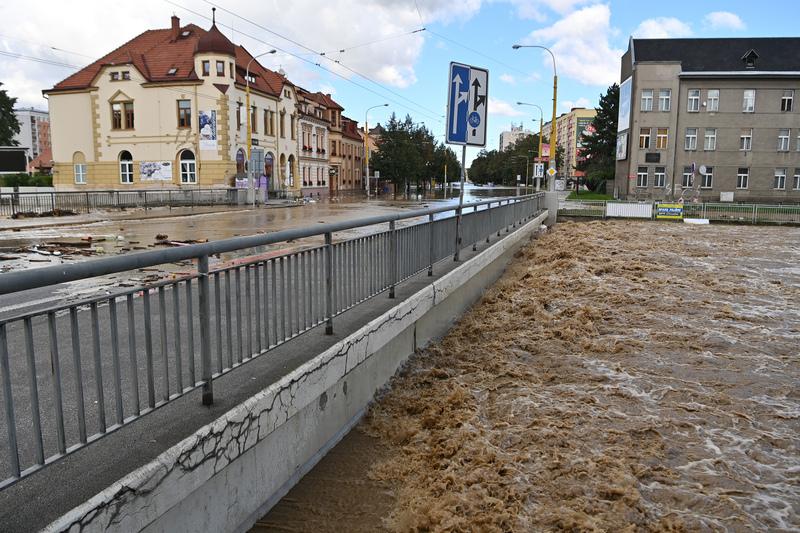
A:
[446,62,488,147]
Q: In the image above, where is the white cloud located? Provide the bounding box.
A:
[499,73,516,84]
[704,11,745,30]
[493,0,593,21]
[489,97,524,117]
[561,96,591,111]
[523,4,624,87]
[633,17,693,39]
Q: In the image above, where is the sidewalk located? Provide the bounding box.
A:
[0,200,301,232]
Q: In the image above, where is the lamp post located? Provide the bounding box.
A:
[516,102,544,191]
[513,44,557,191]
[246,49,276,205]
[364,103,388,197]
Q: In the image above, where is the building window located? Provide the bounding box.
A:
[177,100,191,128]
[688,89,700,112]
[111,101,134,129]
[704,128,717,151]
[781,90,794,112]
[794,169,800,190]
[656,128,668,149]
[774,168,786,190]
[251,106,257,133]
[216,61,225,76]
[740,129,753,151]
[291,115,296,140]
[654,166,666,188]
[736,168,749,189]
[743,89,755,112]
[639,128,650,149]
[202,60,210,76]
[230,62,234,79]
[640,89,653,112]
[119,150,134,184]
[701,167,713,189]
[682,166,693,188]
[778,129,790,152]
[121,71,130,80]
[180,150,197,184]
[111,103,123,129]
[264,110,269,135]
[685,128,697,150]
[73,151,87,184]
[237,103,242,129]
[280,111,286,138]
[658,89,671,112]
[636,166,648,187]
[124,102,134,129]
[707,89,719,112]
[110,72,120,81]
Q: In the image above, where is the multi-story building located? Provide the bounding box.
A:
[296,88,330,197]
[13,108,51,160]
[614,37,800,203]
[499,122,532,152]
[44,15,301,194]
[338,116,364,192]
[542,107,596,179]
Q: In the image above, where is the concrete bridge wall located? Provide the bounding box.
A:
[44,210,548,533]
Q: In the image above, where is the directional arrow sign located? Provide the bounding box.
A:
[446,62,489,147]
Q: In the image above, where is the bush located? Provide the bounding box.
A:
[0,173,53,187]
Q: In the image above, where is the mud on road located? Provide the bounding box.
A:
[263,219,799,532]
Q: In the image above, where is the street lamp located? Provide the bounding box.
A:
[245,49,276,205]
[364,103,388,197]
[513,44,557,191]
[517,102,544,191]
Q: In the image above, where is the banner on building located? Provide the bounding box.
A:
[199,110,217,150]
[139,161,173,181]
[618,77,632,133]
[616,131,628,160]
[656,203,684,220]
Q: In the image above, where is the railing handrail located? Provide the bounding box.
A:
[0,194,543,295]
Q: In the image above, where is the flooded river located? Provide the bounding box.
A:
[257,220,800,532]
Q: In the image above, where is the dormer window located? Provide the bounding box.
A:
[110,72,120,81]
[181,30,191,37]
[741,49,759,69]
[121,71,130,80]
[167,67,178,76]
[245,74,256,84]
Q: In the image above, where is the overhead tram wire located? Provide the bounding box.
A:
[314,28,425,57]
[0,50,80,70]
[425,28,531,77]
[198,0,443,123]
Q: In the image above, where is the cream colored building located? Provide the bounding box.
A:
[296,88,330,197]
[542,107,596,179]
[45,16,300,195]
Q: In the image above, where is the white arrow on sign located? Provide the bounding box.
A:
[450,74,469,135]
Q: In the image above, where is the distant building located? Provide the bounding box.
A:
[614,37,800,202]
[13,108,51,162]
[337,116,364,192]
[499,123,532,152]
[296,88,331,197]
[542,107,596,179]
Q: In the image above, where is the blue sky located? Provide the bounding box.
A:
[2,0,798,165]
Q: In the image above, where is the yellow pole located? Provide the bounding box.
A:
[363,120,369,196]
[246,85,252,159]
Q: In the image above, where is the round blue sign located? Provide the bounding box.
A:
[468,112,481,127]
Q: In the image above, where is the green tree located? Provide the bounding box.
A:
[0,83,21,146]
[577,83,619,191]
[469,132,542,186]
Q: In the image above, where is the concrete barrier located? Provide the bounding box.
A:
[44,210,548,533]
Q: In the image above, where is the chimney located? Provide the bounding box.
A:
[171,15,180,42]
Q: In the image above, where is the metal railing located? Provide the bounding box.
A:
[559,200,800,225]
[0,188,299,217]
[0,193,545,489]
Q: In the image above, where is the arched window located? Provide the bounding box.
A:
[236,148,246,174]
[119,150,133,184]
[73,152,87,184]
[180,150,197,184]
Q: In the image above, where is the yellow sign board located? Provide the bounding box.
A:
[656,203,684,220]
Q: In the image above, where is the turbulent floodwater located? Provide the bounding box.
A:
[260,220,800,532]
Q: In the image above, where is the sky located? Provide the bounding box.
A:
[2,0,798,166]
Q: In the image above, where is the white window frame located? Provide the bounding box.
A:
[654,167,666,188]
[774,168,786,190]
[687,89,700,112]
[707,89,719,112]
[685,128,697,150]
[641,89,653,112]
[74,163,87,184]
[736,168,749,190]
[704,128,717,151]
[740,129,753,151]
[793,170,800,190]
[778,129,790,152]
[701,168,713,189]
[636,167,648,188]
[743,89,755,112]
[180,151,197,184]
[781,90,794,112]
[119,154,134,184]
[658,89,671,112]
[682,167,693,188]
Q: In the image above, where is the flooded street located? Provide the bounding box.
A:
[260,220,800,532]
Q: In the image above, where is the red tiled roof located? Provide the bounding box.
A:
[341,116,363,141]
[196,24,236,56]
[314,92,343,110]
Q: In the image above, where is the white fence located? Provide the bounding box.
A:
[605,202,653,219]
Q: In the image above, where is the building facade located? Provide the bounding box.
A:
[499,122,532,152]
[338,116,364,192]
[13,108,51,160]
[615,37,800,203]
[542,107,596,179]
[44,16,300,194]
[296,88,330,197]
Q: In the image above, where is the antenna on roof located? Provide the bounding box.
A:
[212,7,216,25]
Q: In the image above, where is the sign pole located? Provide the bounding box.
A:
[454,144,466,262]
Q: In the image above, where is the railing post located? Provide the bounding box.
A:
[168,189,172,210]
[85,191,90,214]
[454,205,463,262]
[143,190,148,210]
[325,232,334,334]
[753,205,757,224]
[427,213,434,276]
[389,220,397,298]
[198,255,213,405]
[50,191,55,213]
[191,189,195,209]
[473,205,478,251]
[0,324,20,478]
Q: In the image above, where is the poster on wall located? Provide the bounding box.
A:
[617,77,632,133]
[616,131,628,160]
[140,161,173,181]
[199,110,217,150]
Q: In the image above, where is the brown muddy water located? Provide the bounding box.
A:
[258,220,800,532]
